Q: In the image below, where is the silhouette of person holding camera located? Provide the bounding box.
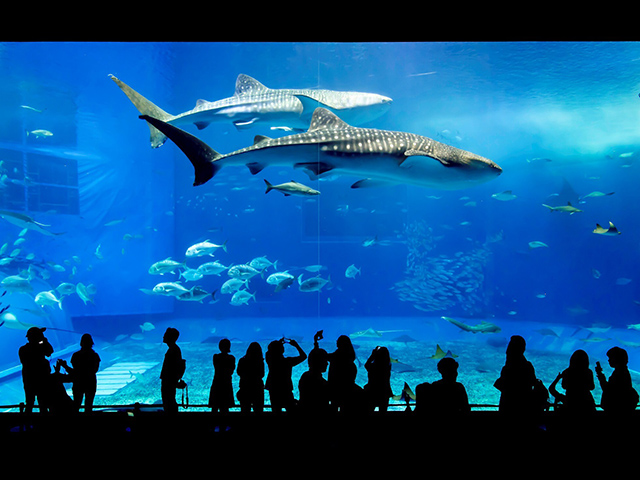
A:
[298,330,332,414]
[47,359,76,414]
[19,327,54,413]
[265,337,306,413]
[237,342,265,413]
[596,346,639,415]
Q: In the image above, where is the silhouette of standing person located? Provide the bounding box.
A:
[160,327,184,415]
[364,346,393,412]
[19,327,53,413]
[209,338,236,414]
[494,335,537,415]
[327,335,358,412]
[298,330,331,414]
[596,346,639,415]
[237,342,265,413]
[550,349,595,414]
[423,357,470,415]
[265,338,306,413]
[68,333,101,413]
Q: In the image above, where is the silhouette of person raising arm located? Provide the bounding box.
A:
[298,330,332,414]
[265,337,306,413]
[19,327,54,413]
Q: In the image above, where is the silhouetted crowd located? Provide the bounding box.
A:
[17,326,640,419]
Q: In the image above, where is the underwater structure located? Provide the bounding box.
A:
[0,42,639,417]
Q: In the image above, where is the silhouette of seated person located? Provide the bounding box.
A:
[364,346,393,412]
[237,342,265,413]
[67,333,101,413]
[209,338,236,414]
[265,337,306,413]
[19,327,54,413]
[298,330,333,414]
[549,349,596,415]
[596,346,639,415]
[418,357,470,416]
[493,335,537,416]
[327,334,361,413]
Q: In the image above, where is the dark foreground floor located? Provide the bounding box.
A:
[2,409,638,468]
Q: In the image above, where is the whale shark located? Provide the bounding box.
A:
[0,210,63,236]
[139,108,502,190]
[442,316,501,334]
[111,74,392,148]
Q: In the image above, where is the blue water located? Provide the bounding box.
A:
[1,41,639,408]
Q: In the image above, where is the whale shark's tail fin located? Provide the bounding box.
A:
[110,75,175,148]
[139,115,221,186]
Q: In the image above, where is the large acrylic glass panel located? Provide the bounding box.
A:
[1,42,639,411]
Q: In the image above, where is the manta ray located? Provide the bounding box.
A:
[593,221,621,236]
[139,108,502,191]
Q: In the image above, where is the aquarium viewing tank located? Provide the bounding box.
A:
[0,41,639,412]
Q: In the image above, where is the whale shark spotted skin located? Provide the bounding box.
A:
[111,74,392,148]
[140,107,502,191]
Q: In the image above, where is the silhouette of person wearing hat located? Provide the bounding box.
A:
[18,327,53,413]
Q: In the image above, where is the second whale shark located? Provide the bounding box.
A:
[139,107,502,190]
[111,74,392,148]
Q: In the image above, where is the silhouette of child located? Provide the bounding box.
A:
[209,338,236,414]
[237,342,265,413]
[47,359,76,414]
[596,346,639,414]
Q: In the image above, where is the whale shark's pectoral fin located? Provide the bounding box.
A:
[294,162,335,180]
[246,162,266,175]
[402,149,452,167]
[351,178,397,189]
